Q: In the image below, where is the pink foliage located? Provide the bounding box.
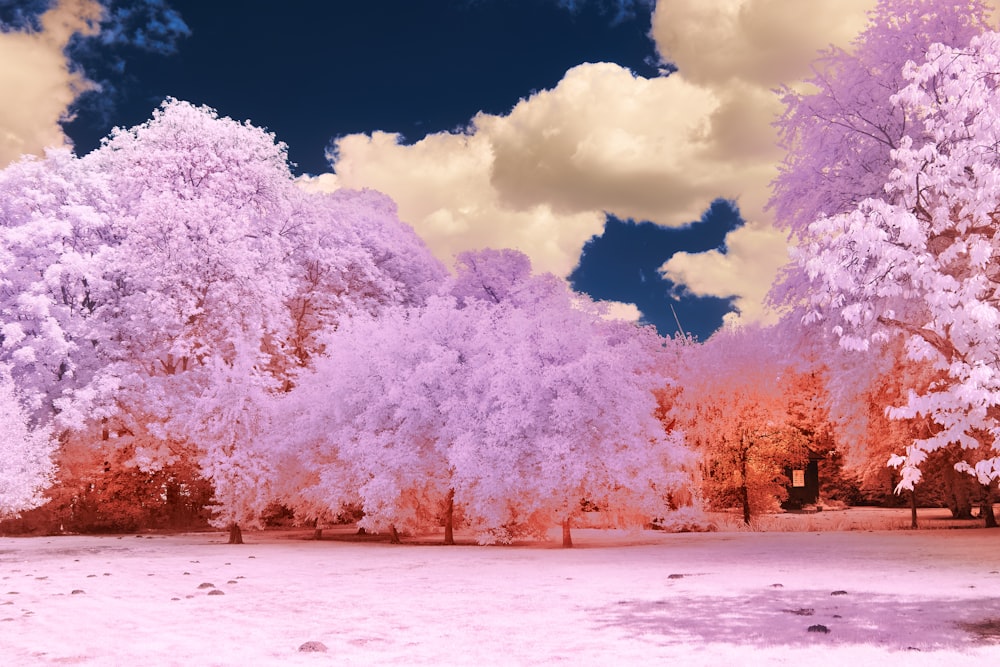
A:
[770,0,989,238]
[278,251,691,543]
[0,99,446,525]
[671,325,808,522]
[794,30,1000,488]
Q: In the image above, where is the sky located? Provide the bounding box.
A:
[0,0,960,340]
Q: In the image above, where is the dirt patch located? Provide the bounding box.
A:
[959,619,1000,643]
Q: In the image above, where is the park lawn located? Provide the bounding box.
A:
[0,509,998,665]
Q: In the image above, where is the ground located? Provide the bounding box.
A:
[1,508,998,665]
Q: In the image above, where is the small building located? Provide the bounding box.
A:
[783,451,823,510]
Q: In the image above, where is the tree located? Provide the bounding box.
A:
[793,31,1000,492]
[838,341,938,526]
[770,0,991,305]
[0,98,447,535]
[0,147,122,429]
[447,260,691,546]
[0,369,56,517]
[275,295,470,543]
[277,250,692,546]
[672,325,808,524]
[771,0,990,236]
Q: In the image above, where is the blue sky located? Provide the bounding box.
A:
[0,0,884,340]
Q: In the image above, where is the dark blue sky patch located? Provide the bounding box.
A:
[0,0,49,31]
[569,200,743,340]
[61,0,659,174]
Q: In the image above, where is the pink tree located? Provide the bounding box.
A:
[278,250,692,546]
[672,325,810,525]
[0,147,122,428]
[0,368,56,517]
[794,31,1000,491]
[770,0,990,238]
[0,98,447,536]
[770,0,991,308]
[90,101,446,537]
[275,295,472,543]
[446,255,690,545]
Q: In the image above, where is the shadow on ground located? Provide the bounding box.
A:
[594,589,1000,652]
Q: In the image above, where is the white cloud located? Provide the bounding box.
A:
[316,60,775,279]
[312,1,892,324]
[0,0,102,166]
[598,300,643,323]
[317,113,607,278]
[642,0,877,326]
[660,221,788,326]
[650,0,873,88]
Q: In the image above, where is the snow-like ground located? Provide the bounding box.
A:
[1,509,999,666]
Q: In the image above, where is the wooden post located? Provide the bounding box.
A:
[562,517,573,548]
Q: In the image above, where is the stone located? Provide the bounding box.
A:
[298,641,328,653]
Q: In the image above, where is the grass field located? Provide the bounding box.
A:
[1,508,998,665]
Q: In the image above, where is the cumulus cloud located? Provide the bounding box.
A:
[650,0,872,88]
[314,0,895,323]
[660,221,788,325]
[0,0,102,166]
[484,63,724,225]
[597,300,643,323]
[318,60,771,279]
[316,121,607,278]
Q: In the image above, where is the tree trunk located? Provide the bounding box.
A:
[312,517,323,540]
[389,524,400,544]
[165,480,184,529]
[741,483,752,526]
[227,522,243,545]
[739,450,751,526]
[945,458,974,519]
[910,488,918,530]
[981,484,997,528]
[562,517,573,548]
[443,489,455,545]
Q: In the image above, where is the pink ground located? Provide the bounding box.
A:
[1,508,998,665]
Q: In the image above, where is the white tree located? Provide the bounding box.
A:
[796,31,1000,489]
[447,267,690,546]
[278,250,692,546]
[275,296,468,543]
[0,147,122,428]
[0,369,56,517]
[0,98,448,533]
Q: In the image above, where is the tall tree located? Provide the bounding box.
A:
[792,30,1000,490]
[0,98,447,533]
[277,251,692,546]
[448,269,690,546]
[771,0,990,236]
[672,325,808,524]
